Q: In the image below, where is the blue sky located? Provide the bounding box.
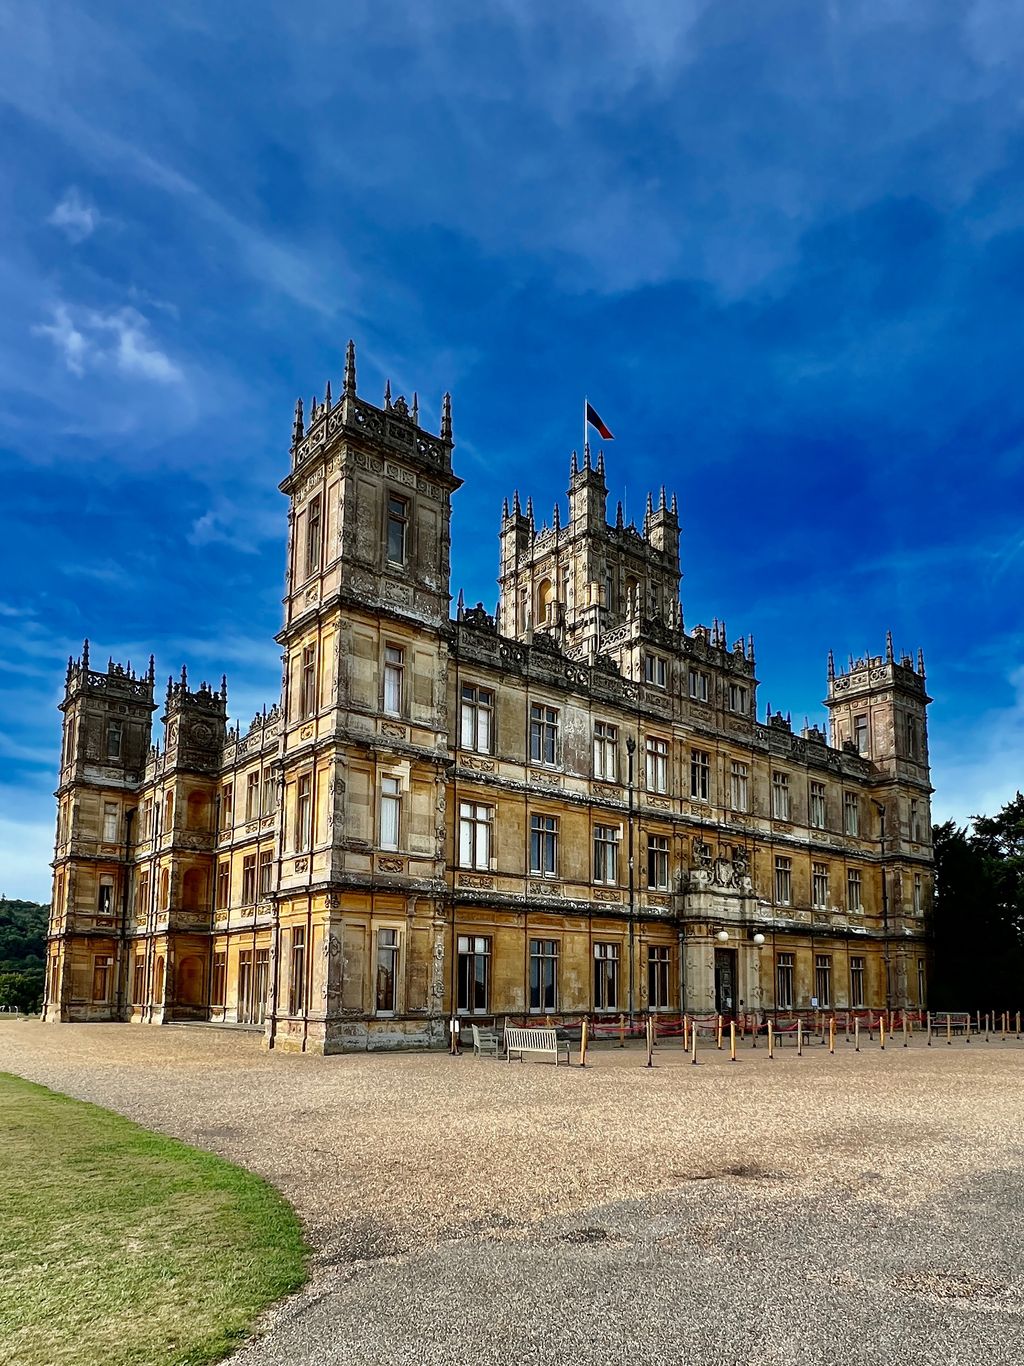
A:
[2,2,1023,900]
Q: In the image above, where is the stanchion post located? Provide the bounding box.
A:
[797,1019,803,1056]
[619,1013,625,1049]
[683,1015,689,1053]
[880,1016,886,1050]
[855,1018,860,1052]
[691,1020,698,1066]
[729,1019,737,1063]
[902,1015,908,1048]
[645,1015,654,1069]
[926,1012,932,1047]
[716,1014,723,1050]
[579,1017,589,1069]
[1016,1010,1021,1040]
[767,1020,774,1060]
[829,1016,835,1055]
[985,1013,990,1042]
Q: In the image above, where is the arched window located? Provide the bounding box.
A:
[159,867,170,910]
[536,578,555,625]
[153,956,165,1002]
[163,791,174,831]
[181,868,205,911]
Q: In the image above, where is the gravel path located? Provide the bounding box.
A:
[2,1022,1022,1364]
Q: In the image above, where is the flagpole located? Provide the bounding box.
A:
[583,394,587,464]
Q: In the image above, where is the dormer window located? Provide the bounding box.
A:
[644,655,667,688]
[386,494,408,565]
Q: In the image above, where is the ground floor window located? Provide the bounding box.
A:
[814,954,831,1008]
[376,928,399,1014]
[289,928,306,1016]
[529,938,558,1012]
[647,945,671,1009]
[211,951,227,1007]
[917,957,926,1006]
[133,955,146,1004]
[92,955,112,1003]
[850,955,865,1008]
[593,942,620,1011]
[776,952,794,1010]
[457,935,491,1013]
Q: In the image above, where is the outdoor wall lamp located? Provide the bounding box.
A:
[716,929,730,942]
[752,932,766,946]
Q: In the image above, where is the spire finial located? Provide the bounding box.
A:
[886,629,894,663]
[81,637,90,669]
[441,391,452,442]
[748,632,755,665]
[766,701,772,719]
[292,397,304,447]
[526,496,534,527]
[411,391,418,424]
[827,649,835,681]
[180,664,188,688]
[671,491,678,517]
[324,379,332,409]
[570,448,578,477]
[502,496,510,519]
[513,488,521,516]
[917,647,926,676]
[148,654,155,684]
[552,502,560,532]
[344,339,357,395]
[659,484,666,512]
[167,673,174,701]
[221,673,228,702]
[584,441,591,469]
[645,491,654,524]
[615,500,623,529]
[384,378,391,408]
[597,448,605,477]
[66,654,73,682]
[457,588,465,619]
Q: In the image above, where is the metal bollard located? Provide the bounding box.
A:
[716,1014,723,1050]
[767,1020,774,1060]
[691,1020,698,1066]
[829,1016,835,1055]
[797,1019,803,1056]
[579,1017,589,1068]
[855,1018,860,1052]
[729,1019,737,1063]
[880,1017,886,1050]
[926,1012,932,1047]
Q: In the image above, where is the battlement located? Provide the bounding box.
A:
[62,640,156,708]
[827,632,929,702]
[164,665,228,716]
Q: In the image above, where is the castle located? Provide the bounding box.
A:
[44,343,934,1051]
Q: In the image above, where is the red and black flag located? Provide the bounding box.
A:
[585,401,614,440]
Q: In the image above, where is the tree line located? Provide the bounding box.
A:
[0,898,48,1013]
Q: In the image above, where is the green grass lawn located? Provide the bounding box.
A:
[0,1072,307,1366]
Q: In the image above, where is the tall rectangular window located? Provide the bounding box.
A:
[529,814,558,877]
[261,773,276,815]
[646,736,668,794]
[386,494,408,565]
[690,748,710,802]
[809,781,826,829]
[904,713,918,759]
[593,825,620,884]
[730,761,748,812]
[774,855,792,906]
[383,646,404,716]
[133,954,147,1004]
[221,782,233,829]
[688,669,709,702]
[376,928,400,1013]
[593,721,618,781]
[643,655,666,688]
[92,955,112,1003]
[258,849,274,897]
[728,682,748,714]
[854,713,869,755]
[812,862,829,909]
[771,771,790,820]
[96,877,114,915]
[910,799,921,842]
[529,938,558,1011]
[106,720,123,759]
[647,834,669,890]
[289,927,306,1015]
[593,942,620,1010]
[211,952,227,1007]
[305,494,322,576]
[140,799,153,839]
[136,873,149,918]
[380,776,401,851]
[913,873,923,915]
[529,703,559,765]
[459,801,492,869]
[102,802,119,843]
[246,771,260,820]
[814,954,832,1007]
[216,860,230,910]
[242,854,257,904]
[460,683,493,753]
[457,935,491,1014]
[648,945,671,1009]
[850,956,866,1007]
[776,953,794,1010]
[300,644,317,719]
[847,868,862,912]
[844,792,859,836]
[917,957,926,1005]
[296,773,312,848]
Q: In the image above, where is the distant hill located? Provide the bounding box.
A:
[0,899,49,1012]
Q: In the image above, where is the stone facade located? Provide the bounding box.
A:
[44,342,934,1051]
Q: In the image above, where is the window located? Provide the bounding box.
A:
[917,958,926,1005]
[593,721,618,781]
[63,715,76,766]
[913,873,923,915]
[460,684,493,754]
[844,792,859,836]
[730,761,748,813]
[854,713,869,755]
[850,956,866,1008]
[604,568,615,612]
[258,849,274,897]
[645,736,668,794]
[305,494,322,576]
[211,952,227,1007]
[242,854,257,904]
[136,873,149,918]
[92,955,112,1003]
[690,748,711,802]
[644,655,667,688]
[812,862,829,909]
[289,927,307,1015]
[728,682,748,714]
[376,928,399,1012]
[300,644,317,718]
[102,802,119,843]
[529,814,558,877]
[96,876,114,915]
[261,774,276,816]
[457,935,491,1014]
[133,954,147,1004]
[648,945,671,1009]
[140,799,153,840]
[815,955,832,1007]
[380,776,401,851]
[647,835,669,890]
[593,942,620,1010]
[771,771,790,820]
[776,953,794,1010]
[593,825,620,884]
[386,494,408,565]
[774,855,792,906]
[688,668,709,702]
[216,861,230,909]
[529,938,558,1011]
[529,704,559,766]
[159,867,170,910]
[810,781,826,830]
[106,720,122,759]
[383,645,404,716]
[459,801,492,869]
[847,868,862,913]
[163,791,175,832]
[221,783,233,829]
[904,713,918,759]
[246,772,260,821]
[296,773,313,848]
[910,799,921,843]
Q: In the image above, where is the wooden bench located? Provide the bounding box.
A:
[470,1023,503,1057]
[504,1025,571,1066]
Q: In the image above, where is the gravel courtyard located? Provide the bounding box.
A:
[2,1021,1022,1365]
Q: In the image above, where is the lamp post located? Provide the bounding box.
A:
[872,799,891,1011]
[626,735,636,1023]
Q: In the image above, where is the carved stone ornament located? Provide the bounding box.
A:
[380,721,407,739]
[293,857,309,873]
[378,856,404,873]
[458,874,495,890]
[529,881,561,897]
[300,723,315,740]
[593,889,621,903]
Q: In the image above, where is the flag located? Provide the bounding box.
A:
[585,402,614,440]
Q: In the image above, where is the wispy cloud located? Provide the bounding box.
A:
[33,303,183,383]
[47,186,101,243]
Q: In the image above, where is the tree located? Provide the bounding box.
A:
[0,970,43,1014]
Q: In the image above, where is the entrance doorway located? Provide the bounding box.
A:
[714,947,737,1016]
